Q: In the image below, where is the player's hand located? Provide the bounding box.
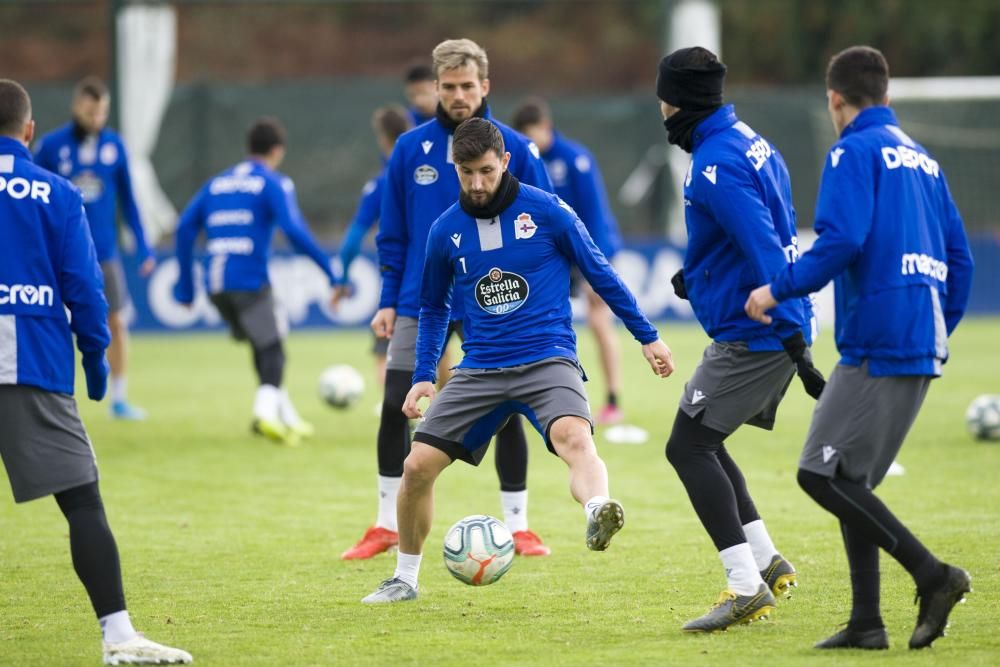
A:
[403,381,436,419]
[745,284,778,324]
[641,339,675,378]
[781,331,826,400]
[371,307,397,339]
[82,352,110,401]
[670,269,688,300]
[331,284,353,310]
[139,256,156,278]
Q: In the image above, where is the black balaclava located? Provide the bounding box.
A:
[459,169,521,220]
[656,46,727,152]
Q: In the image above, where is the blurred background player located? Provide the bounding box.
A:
[746,45,974,651]
[362,118,675,603]
[34,76,154,421]
[511,98,626,424]
[403,63,437,126]
[173,116,337,446]
[334,105,413,392]
[345,38,556,561]
[0,78,191,665]
[656,47,825,632]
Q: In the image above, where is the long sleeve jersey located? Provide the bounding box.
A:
[338,170,385,285]
[0,137,110,394]
[680,105,814,350]
[34,123,150,263]
[541,130,622,258]
[377,106,553,319]
[173,159,336,302]
[771,106,974,376]
[413,181,658,383]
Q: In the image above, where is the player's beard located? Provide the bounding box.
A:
[459,171,521,219]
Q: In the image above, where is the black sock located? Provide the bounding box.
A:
[715,444,761,525]
[840,521,883,629]
[494,416,528,492]
[666,410,745,551]
[54,482,126,618]
[377,370,412,477]
[797,469,942,590]
[607,392,618,408]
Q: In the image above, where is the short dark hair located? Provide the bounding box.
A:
[452,118,505,164]
[0,79,31,136]
[510,97,550,133]
[372,104,411,143]
[404,64,434,84]
[247,116,286,155]
[73,75,109,102]
[826,46,889,108]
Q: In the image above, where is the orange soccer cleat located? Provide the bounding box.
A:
[341,526,399,560]
[512,530,551,557]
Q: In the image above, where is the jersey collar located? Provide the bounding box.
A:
[840,106,897,139]
[0,136,32,161]
[691,104,738,151]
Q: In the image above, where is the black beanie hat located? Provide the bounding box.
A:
[656,46,727,110]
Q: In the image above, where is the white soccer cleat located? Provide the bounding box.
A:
[103,634,193,665]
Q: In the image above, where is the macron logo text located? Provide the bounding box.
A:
[0,283,55,306]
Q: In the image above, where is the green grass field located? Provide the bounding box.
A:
[2,319,999,666]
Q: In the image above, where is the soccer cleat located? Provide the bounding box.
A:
[681,584,777,633]
[251,418,300,447]
[596,404,624,425]
[512,530,551,557]
[909,564,972,649]
[760,554,798,598]
[361,577,417,604]
[103,633,192,665]
[286,419,315,439]
[815,625,889,650]
[110,401,147,421]
[341,526,399,560]
[586,499,625,551]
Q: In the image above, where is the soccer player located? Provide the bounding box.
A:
[173,117,337,446]
[34,76,153,421]
[361,118,675,603]
[403,64,438,126]
[746,46,975,650]
[0,79,191,665]
[655,47,826,632]
[334,105,413,390]
[343,38,556,560]
[511,98,626,424]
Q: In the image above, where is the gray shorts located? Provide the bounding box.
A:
[679,341,796,434]
[100,258,130,314]
[386,316,464,373]
[414,357,593,466]
[371,333,389,356]
[800,362,931,488]
[0,385,98,503]
[210,287,283,349]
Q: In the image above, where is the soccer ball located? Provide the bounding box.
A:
[443,515,515,586]
[965,394,1000,441]
[317,364,364,409]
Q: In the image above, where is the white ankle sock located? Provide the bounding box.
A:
[584,495,609,520]
[253,384,281,422]
[99,610,137,643]
[743,519,779,570]
[393,551,422,589]
[500,490,528,533]
[376,475,401,532]
[719,543,765,595]
[110,376,127,404]
[277,388,302,426]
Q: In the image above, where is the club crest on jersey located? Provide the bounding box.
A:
[100,142,118,166]
[414,164,438,185]
[476,267,529,315]
[514,213,537,240]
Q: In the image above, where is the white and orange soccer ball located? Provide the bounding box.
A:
[966,394,1000,441]
[443,515,515,586]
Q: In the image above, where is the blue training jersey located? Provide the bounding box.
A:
[0,136,110,395]
[377,107,554,319]
[34,123,150,263]
[771,106,974,376]
[541,130,622,258]
[173,159,336,301]
[338,169,385,286]
[681,105,814,351]
[413,181,658,383]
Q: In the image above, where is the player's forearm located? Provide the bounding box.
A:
[771,232,858,302]
[412,305,451,384]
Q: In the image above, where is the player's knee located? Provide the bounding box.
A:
[797,468,826,499]
[664,432,690,468]
[54,481,104,518]
[549,416,594,458]
[402,449,443,486]
[107,312,126,334]
[383,370,411,413]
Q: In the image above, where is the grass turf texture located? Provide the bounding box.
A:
[2,319,999,666]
